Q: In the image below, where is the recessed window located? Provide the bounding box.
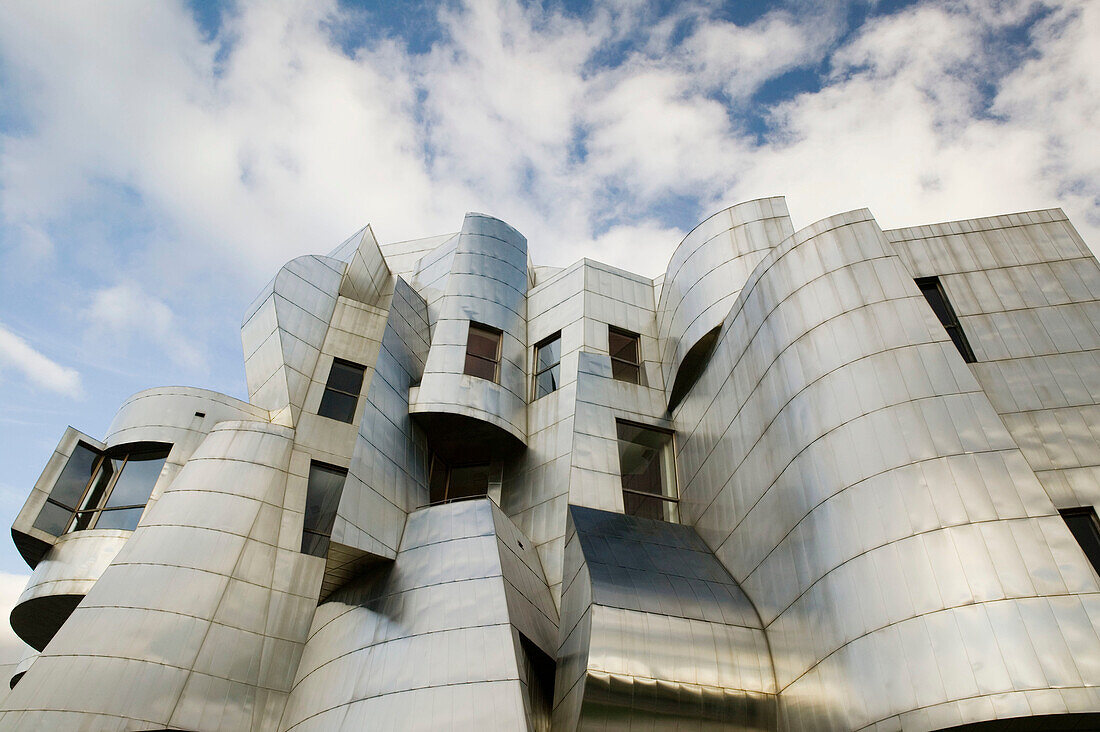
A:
[609,327,641,384]
[1061,507,1100,574]
[616,421,678,523]
[915,276,976,363]
[428,454,490,505]
[302,462,347,557]
[34,442,169,534]
[318,358,366,423]
[667,326,721,412]
[464,323,502,382]
[533,332,562,399]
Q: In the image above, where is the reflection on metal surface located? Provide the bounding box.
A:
[555,505,776,731]
[5,204,1100,731]
[280,499,557,731]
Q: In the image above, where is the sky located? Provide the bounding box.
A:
[0,0,1097,663]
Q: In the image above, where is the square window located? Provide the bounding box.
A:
[616,421,678,523]
[533,332,561,399]
[464,323,502,382]
[609,327,641,384]
[318,359,367,423]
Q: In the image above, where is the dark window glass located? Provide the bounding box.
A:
[1061,508,1100,574]
[447,464,490,501]
[464,323,502,382]
[33,500,74,535]
[616,421,677,523]
[36,443,169,534]
[427,456,491,505]
[104,451,167,508]
[318,359,366,423]
[534,332,561,399]
[915,276,976,363]
[302,462,347,558]
[609,327,641,384]
[429,454,449,505]
[94,507,145,531]
[47,443,101,508]
[519,634,555,732]
[33,442,110,534]
[667,326,721,412]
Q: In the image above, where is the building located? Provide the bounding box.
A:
[3,198,1100,731]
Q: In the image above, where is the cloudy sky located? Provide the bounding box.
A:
[0,0,1096,661]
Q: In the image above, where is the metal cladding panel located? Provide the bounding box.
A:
[656,197,794,407]
[243,254,345,424]
[669,209,1100,730]
[9,203,1100,732]
[411,213,529,444]
[0,421,325,731]
[335,277,431,559]
[10,531,128,651]
[337,224,392,307]
[501,261,585,610]
[885,211,1100,517]
[281,499,553,732]
[554,505,777,731]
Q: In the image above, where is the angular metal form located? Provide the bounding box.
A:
[4,203,1100,731]
[555,505,776,730]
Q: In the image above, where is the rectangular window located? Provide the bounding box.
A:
[533,332,562,399]
[616,421,678,523]
[609,327,641,384]
[464,323,502,382]
[302,462,348,557]
[1061,507,1100,574]
[428,456,490,505]
[34,442,169,534]
[318,358,367,423]
[915,276,976,363]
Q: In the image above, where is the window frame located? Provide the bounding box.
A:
[608,326,641,384]
[533,331,562,400]
[36,442,169,534]
[915,276,976,363]
[615,419,679,523]
[464,322,503,383]
[317,357,367,423]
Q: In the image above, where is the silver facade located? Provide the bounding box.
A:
[4,200,1100,731]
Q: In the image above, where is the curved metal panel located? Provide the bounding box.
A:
[280,499,555,732]
[337,224,392,307]
[553,505,777,731]
[410,213,529,445]
[0,420,324,731]
[335,277,431,560]
[9,531,129,651]
[656,197,793,410]
[671,209,1100,730]
[242,254,345,424]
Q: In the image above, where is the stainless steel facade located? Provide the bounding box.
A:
[4,200,1100,731]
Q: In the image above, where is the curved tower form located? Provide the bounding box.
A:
[4,203,1100,731]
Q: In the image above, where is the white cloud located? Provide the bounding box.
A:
[728,0,1100,253]
[86,283,205,371]
[0,571,29,666]
[0,0,1096,294]
[0,324,82,397]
